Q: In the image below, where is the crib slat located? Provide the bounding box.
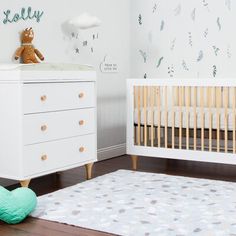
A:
[208,87,212,152]
[165,86,168,148]
[179,86,182,149]
[144,86,147,146]
[154,87,157,145]
[216,87,221,152]
[151,87,154,147]
[186,86,190,150]
[176,87,179,106]
[224,87,228,153]
[148,88,151,144]
[194,87,197,150]
[157,86,161,147]
[134,86,137,145]
[137,86,141,146]
[233,88,236,154]
[207,87,210,107]
[214,87,217,107]
[134,86,137,109]
[200,87,204,151]
[172,87,175,149]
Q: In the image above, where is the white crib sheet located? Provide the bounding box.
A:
[134,107,235,131]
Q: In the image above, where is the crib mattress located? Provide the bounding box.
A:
[134,107,235,131]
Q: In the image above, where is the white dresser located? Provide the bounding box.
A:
[0,63,97,187]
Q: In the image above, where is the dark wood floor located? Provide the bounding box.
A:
[2,155,236,236]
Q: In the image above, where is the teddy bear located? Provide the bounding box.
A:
[14,28,44,64]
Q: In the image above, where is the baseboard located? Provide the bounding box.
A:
[0,178,17,187]
[98,143,126,161]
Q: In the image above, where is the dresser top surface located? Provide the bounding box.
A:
[0,63,96,83]
[0,63,94,71]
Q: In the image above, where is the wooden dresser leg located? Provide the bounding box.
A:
[131,155,138,171]
[20,179,31,188]
[85,163,94,180]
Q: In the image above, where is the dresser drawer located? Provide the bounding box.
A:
[23,108,95,145]
[23,134,96,176]
[23,82,95,114]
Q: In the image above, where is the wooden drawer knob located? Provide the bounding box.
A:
[79,147,85,153]
[41,155,48,161]
[79,120,85,126]
[79,92,84,98]
[41,125,48,132]
[40,95,47,102]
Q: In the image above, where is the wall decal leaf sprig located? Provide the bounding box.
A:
[191,8,196,21]
[170,38,176,51]
[188,32,193,47]
[203,0,210,11]
[227,45,232,58]
[160,20,165,31]
[217,17,221,31]
[153,3,157,13]
[168,65,174,77]
[203,0,209,7]
[182,60,189,71]
[213,46,220,56]
[138,14,142,25]
[139,50,147,63]
[204,28,208,38]
[157,57,164,68]
[213,65,217,77]
[174,4,181,16]
[197,50,204,62]
[225,0,231,10]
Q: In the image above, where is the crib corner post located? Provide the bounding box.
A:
[131,155,138,171]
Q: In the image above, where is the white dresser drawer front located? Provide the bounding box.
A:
[23,134,96,176]
[23,82,95,114]
[23,108,95,145]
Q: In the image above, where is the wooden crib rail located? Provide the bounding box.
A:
[128,79,236,156]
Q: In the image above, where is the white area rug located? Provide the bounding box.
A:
[31,170,236,236]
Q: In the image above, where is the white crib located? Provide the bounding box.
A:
[126,79,236,169]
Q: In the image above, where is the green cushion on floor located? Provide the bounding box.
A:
[0,186,37,224]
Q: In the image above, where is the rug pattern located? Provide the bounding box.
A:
[31,170,236,236]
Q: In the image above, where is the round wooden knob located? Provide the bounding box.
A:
[79,92,84,98]
[41,155,48,161]
[79,147,85,153]
[40,95,47,102]
[41,125,47,132]
[79,120,85,126]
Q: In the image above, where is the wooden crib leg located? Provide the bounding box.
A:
[131,155,138,170]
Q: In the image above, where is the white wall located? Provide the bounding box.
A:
[0,0,130,186]
[130,0,236,79]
